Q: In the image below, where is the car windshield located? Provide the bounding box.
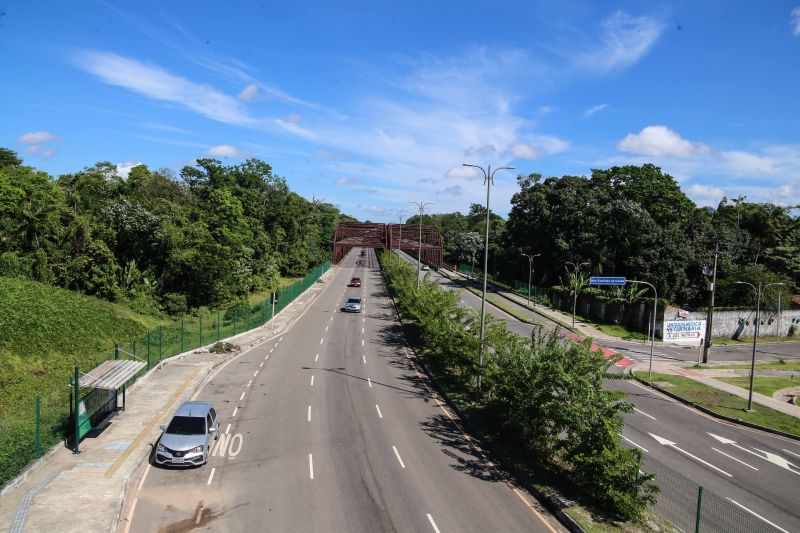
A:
[347,298,361,304]
[351,278,359,282]
[165,416,206,435]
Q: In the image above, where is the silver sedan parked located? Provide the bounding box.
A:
[155,401,219,467]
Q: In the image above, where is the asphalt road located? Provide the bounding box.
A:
[126,249,562,533]
[408,256,800,533]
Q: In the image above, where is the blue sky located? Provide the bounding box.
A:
[2,0,800,220]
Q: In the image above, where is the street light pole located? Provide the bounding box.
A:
[735,280,783,410]
[702,243,719,363]
[565,261,589,328]
[397,212,405,251]
[521,252,541,309]
[463,163,514,401]
[629,280,658,380]
[408,201,431,289]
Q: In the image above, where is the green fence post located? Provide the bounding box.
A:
[217,310,221,341]
[180,319,184,353]
[199,313,203,348]
[695,486,704,533]
[159,326,163,361]
[73,366,80,453]
[146,332,151,370]
[114,342,119,360]
[35,394,41,458]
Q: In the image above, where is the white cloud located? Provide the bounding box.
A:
[206,144,244,157]
[720,150,776,175]
[445,166,480,179]
[510,144,539,159]
[792,7,800,36]
[18,131,60,144]
[687,184,725,205]
[76,51,255,126]
[536,105,556,115]
[618,125,710,157]
[575,11,663,73]
[335,176,364,186]
[116,161,144,178]
[237,83,258,101]
[582,103,609,118]
[438,185,463,197]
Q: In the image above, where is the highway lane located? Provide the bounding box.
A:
[126,248,562,532]
[409,255,800,532]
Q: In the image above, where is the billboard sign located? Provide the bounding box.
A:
[664,320,706,345]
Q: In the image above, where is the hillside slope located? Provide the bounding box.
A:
[0,276,156,410]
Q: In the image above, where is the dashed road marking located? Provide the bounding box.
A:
[713,448,758,470]
[325,326,329,332]
[315,353,319,362]
[368,377,372,388]
[207,467,216,485]
[246,380,252,388]
[427,514,440,533]
[232,406,239,417]
[392,446,406,468]
[253,370,259,377]
[259,361,264,368]
[622,435,649,453]
[376,404,383,418]
[726,498,789,533]
[362,339,365,346]
[240,391,246,401]
[320,338,324,344]
[309,454,314,479]
[225,424,231,434]
[310,375,315,386]
[307,405,312,421]
[362,355,366,364]
[634,408,656,420]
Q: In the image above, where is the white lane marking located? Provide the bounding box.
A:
[427,514,441,533]
[309,454,314,479]
[239,392,246,401]
[392,446,406,468]
[320,338,324,344]
[280,336,284,341]
[307,405,312,422]
[726,498,789,533]
[362,355,366,364]
[225,424,231,434]
[622,435,649,453]
[314,353,319,362]
[712,448,758,470]
[368,377,372,388]
[362,339,365,346]
[362,317,365,323]
[376,404,383,418]
[232,406,239,417]
[253,370,259,377]
[330,316,333,321]
[246,380,252,388]
[310,375,315,386]
[709,433,800,475]
[362,327,365,335]
[634,408,656,420]
[270,348,274,353]
[207,467,216,485]
[264,355,268,360]
[259,361,264,368]
[649,433,732,477]
[783,448,800,459]
[325,326,329,332]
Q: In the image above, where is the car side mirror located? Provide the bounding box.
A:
[159,425,166,431]
[209,427,217,433]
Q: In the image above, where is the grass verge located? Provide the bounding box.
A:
[710,336,800,345]
[716,376,799,398]
[635,372,800,435]
[694,362,800,371]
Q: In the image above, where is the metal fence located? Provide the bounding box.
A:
[457,262,548,299]
[643,453,786,533]
[0,259,330,487]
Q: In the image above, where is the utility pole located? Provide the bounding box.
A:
[702,243,719,363]
[521,252,540,309]
[463,163,514,401]
[408,202,431,288]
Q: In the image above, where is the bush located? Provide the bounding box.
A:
[161,292,188,316]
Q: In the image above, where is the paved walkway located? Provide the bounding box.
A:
[0,265,339,533]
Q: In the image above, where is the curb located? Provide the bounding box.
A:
[381,262,584,533]
[631,375,800,442]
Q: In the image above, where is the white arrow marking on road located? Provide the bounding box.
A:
[634,408,656,420]
[649,433,732,477]
[712,448,758,470]
[726,498,790,533]
[708,433,800,475]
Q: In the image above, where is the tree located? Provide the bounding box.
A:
[0,148,22,168]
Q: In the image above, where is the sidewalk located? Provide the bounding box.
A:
[647,363,800,418]
[0,265,338,533]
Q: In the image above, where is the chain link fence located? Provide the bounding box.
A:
[643,453,787,532]
[0,260,330,487]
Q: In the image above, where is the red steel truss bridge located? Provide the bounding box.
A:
[332,222,443,266]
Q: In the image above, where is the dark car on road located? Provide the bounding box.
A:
[349,277,361,287]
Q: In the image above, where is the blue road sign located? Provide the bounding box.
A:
[590,276,626,286]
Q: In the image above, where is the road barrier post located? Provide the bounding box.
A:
[35,395,41,458]
[694,485,703,533]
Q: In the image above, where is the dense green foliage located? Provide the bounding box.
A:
[0,149,346,313]
[381,251,657,519]
[501,165,798,307]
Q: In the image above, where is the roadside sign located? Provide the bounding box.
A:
[589,276,626,286]
[664,320,706,345]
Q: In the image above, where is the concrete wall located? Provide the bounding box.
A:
[551,292,665,338]
[664,306,800,339]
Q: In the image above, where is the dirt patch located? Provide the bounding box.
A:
[653,381,673,388]
[158,500,220,533]
[773,386,800,404]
